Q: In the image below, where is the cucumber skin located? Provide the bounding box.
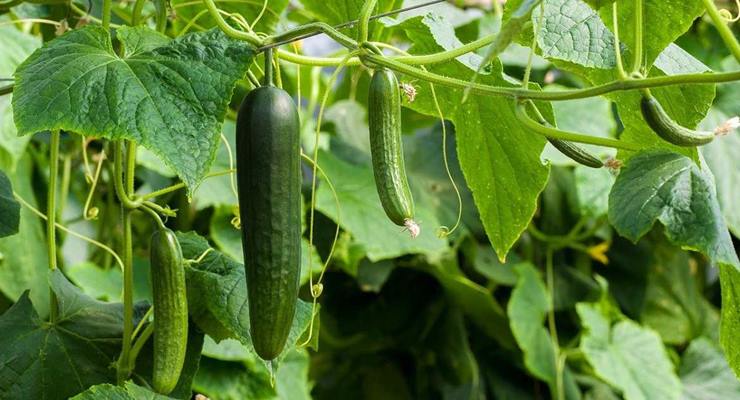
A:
[640,95,714,146]
[235,85,301,360]
[150,228,188,394]
[547,138,603,168]
[368,68,415,226]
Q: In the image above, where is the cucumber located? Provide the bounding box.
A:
[368,68,419,237]
[150,227,188,394]
[640,94,715,146]
[235,84,301,360]
[514,102,603,168]
[547,138,603,168]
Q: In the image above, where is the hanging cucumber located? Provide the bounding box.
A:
[514,102,603,168]
[150,227,188,394]
[640,93,715,146]
[235,51,301,360]
[368,68,419,237]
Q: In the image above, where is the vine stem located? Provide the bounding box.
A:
[47,130,60,323]
[116,141,137,384]
[102,0,112,31]
[132,0,146,25]
[631,0,643,74]
[545,249,564,400]
[612,1,627,80]
[141,169,235,200]
[701,0,740,62]
[363,54,740,101]
[358,0,379,43]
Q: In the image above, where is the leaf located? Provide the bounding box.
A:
[12,26,254,193]
[397,13,551,261]
[70,382,174,399]
[640,240,705,345]
[608,150,739,269]
[574,165,614,217]
[535,0,616,69]
[487,0,542,71]
[315,150,448,261]
[0,270,142,400]
[176,231,314,361]
[193,350,311,400]
[700,108,740,236]
[719,266,740,378]
[507,263,556,384]
[0,154,49,316]
[507,262,581,398]
[0,170,19,238]
[299,0,395,38]
[0,23,39,171]
[576,300,682,400]
[679,338,740,400]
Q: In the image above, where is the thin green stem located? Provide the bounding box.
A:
[113,143,143,209]
[141,169,235,200]
[517,101,640,150]
[128,322,154,371]
[58,155,72,227]
[155,0,168,32]
[632,0,643,74]
[358,0,378,43]
[523,4,544,88]
[13,192,125,272]
[364,53,740,101]
[201,0,261,45]
[612,2,627,80]
[132,0,146,25]
[545,249,563,400]
[116,147,135,384]
[102,0,112,30]
[264,48,274,85]
[701,0,740,62]
[131,307,152,340]
[47,131,61,323]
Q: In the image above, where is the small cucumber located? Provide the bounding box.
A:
[368,68,419,237]
[514,102,603,168]
[235,84,301,360]
[640,94,715,146]
[150,227,188,394]
[547,138,603,168]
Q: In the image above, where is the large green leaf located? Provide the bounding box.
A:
[315,150,448,261]
[536,0,616,69]
[700,108,740,236]
[508,263,556,383]
[70,382,174,399]
[720,266,740,378]
[577,299,682,400]
[396,13,551,261]
[0,154,49,316]
[608,150,739,269]
[0,170,19,238]
[679,338,740,400]
[507,263,580,399]
[0,23,38,171]
[12,26,254,193]
[0,270,142,400]
[177,231,314,362]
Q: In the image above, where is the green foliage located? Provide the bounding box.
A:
[12,26,254,193]
[1,0,739,398]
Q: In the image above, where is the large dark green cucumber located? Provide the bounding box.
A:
[150,227,188,394]
[235,85,301,360]
[640,94,715,146]
[368,68,418,236]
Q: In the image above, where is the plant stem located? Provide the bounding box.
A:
[545,249,563,400]
[113,143,142,208]
[612,1,627,80]
[631,0,643,74]
[358,0,379,43]
[364,54,740,101]
[102,0,112,31]
[701,0,740,62]
[47,130,60,323]
[141,169,235,200]
[132,0,146,25]
[116,141,137,384]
